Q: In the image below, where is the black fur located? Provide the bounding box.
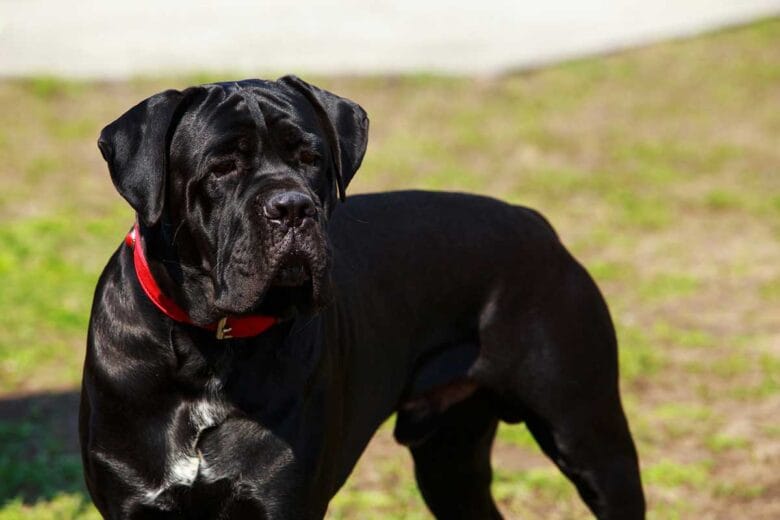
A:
[80,76,645,519]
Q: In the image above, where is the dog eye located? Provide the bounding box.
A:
[210,160,237,178]
[299,150,319,166]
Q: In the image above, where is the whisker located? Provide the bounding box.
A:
[171,221,187,246]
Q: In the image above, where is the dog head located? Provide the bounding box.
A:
[98,76,369,324]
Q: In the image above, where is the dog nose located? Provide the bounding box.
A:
[263,191,316,227]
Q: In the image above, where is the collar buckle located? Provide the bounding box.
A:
[215,317,233,340]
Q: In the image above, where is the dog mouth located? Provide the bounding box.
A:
[244,251,323,317]
[271,256,312,287]
[214,255,320,318]
[211,228,329,320]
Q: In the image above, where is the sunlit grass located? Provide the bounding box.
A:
[0,495,99,520]
[0,213,127,391]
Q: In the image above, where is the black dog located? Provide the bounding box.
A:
[79,76,645,519]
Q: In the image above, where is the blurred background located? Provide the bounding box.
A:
[1,1,779,518]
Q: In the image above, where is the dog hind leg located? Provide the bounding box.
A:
[522,406,644,520]
[407,391,503,520]
[475,260,645,519]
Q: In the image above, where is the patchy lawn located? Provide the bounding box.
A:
[1,18,779,519]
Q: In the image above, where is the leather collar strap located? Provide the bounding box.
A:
[125,223,277,339]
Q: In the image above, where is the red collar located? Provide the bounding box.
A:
[125,223,277,339]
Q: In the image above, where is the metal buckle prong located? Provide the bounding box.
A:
[215,317,233,340]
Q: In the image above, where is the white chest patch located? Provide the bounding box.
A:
[143,452,201,504]
[143,398,228,505]
[191,399,226,431]
[169,454,201,486]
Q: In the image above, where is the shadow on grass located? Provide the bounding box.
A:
[0,389,88,507]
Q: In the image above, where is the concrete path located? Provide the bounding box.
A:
[1,0,778,77]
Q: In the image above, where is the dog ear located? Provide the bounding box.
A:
[98,89,185,226]
[279,75,369,201]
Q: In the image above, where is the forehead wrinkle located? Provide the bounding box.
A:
[192,113,251,165]
[183,93,234,143]
[237,87,268,135]
[243,86,307,123]
[257,94,323,150]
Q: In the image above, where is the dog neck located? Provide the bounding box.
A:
[128,221,277,340]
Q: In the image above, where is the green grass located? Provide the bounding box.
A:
[639,274,700,301]
[0,393,94,519]
[652,321,714,349]
[0,420,82,503]
[0,495,99,520]
[705,433,750,453]
[643,460,711,488]
[497,424,538,449]
[0,213,127,391]
[1,16,779,520]
[617,323,664,383]
[494,468,576,502]
[652,402,713,424]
